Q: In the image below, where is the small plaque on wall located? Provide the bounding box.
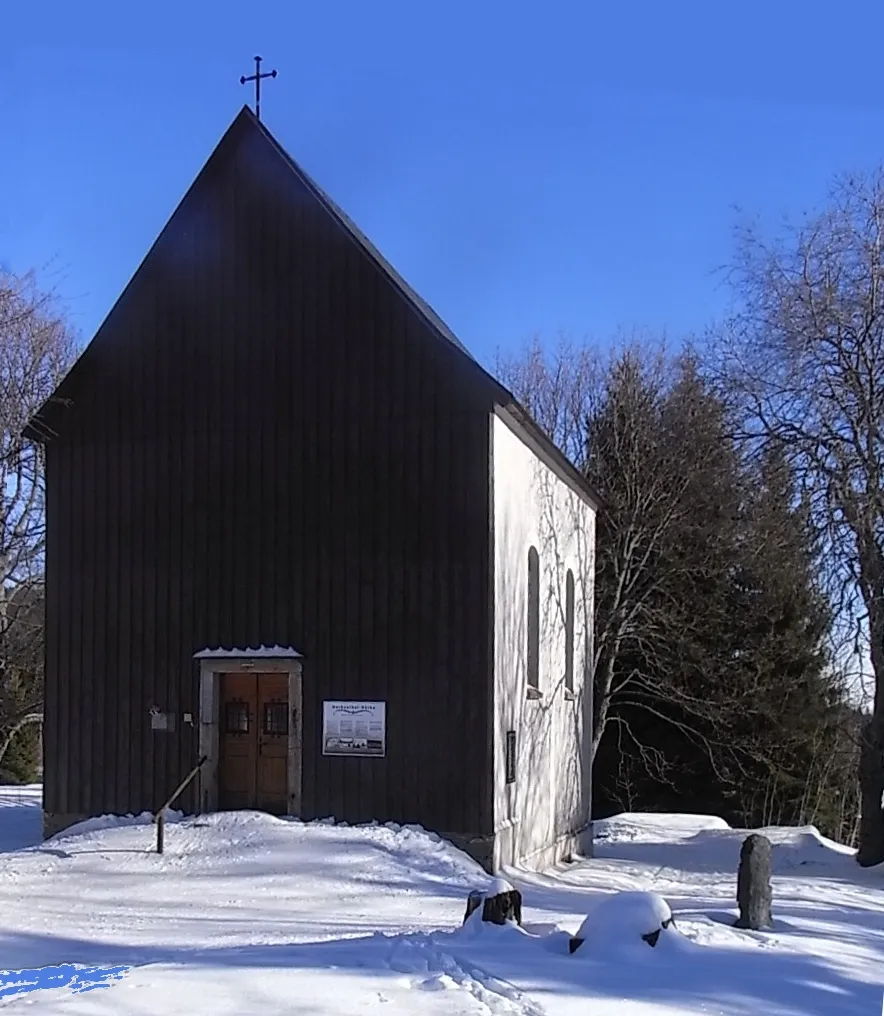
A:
[150,707,176,732]
[322,701,385,757]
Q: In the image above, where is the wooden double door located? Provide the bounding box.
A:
[219,672,290,814]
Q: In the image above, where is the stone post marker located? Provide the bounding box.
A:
[734,833,773,930]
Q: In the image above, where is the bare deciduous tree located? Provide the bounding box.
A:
[498,333,854,841]
[716,170,884,864]
[0,268,76,771]
[497,337,742,770]
[496,334,598,470]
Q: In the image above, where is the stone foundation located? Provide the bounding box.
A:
[492,822,594,872]
[520,824,594,871]
[441,831,495,873]
[443,825,594,874]
[42,811,90,840]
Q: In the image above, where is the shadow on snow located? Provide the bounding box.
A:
[0,918,878,1016]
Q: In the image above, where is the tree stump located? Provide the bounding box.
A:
[462,880,522,926]
[463,889,484,924]
[734,833,773,930]
[482,887,522,926]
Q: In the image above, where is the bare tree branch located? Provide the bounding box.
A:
[0,268,76,771]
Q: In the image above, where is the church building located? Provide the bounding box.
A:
[26,105,598,872]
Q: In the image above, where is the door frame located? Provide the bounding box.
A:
[193,649,304,817]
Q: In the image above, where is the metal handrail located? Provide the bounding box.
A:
[153,754,208,854]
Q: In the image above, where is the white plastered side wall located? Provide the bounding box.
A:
[491,411,595,871]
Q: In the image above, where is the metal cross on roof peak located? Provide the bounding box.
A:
[240,55,277,122]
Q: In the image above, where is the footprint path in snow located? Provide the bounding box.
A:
[381,934,546,1016]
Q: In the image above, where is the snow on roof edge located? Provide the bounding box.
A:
[193,645,303,659]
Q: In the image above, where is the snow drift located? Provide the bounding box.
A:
[0,792,880,1016]
[569,891,687,957]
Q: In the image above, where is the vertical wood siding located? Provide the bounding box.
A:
[42,114,493,838]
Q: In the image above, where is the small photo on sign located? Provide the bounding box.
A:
[322,701,385,757]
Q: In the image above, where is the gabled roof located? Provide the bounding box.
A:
[26,106,600,510]
[253,114,477,367]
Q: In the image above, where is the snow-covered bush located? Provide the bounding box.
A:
[570,891,684,957]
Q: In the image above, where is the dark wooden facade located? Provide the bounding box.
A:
[32,107,501,853]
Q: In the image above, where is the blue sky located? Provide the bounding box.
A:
[5,0,884,370]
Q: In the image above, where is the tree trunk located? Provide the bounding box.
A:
[591,652,615,762]
[857,568,884,867]
[857,713,884,866]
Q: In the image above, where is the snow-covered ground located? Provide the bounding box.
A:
[0,785,43,852]
[0,787,881,1015]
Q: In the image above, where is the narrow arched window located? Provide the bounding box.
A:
[565,569,575,694]
[527,546,540,692]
